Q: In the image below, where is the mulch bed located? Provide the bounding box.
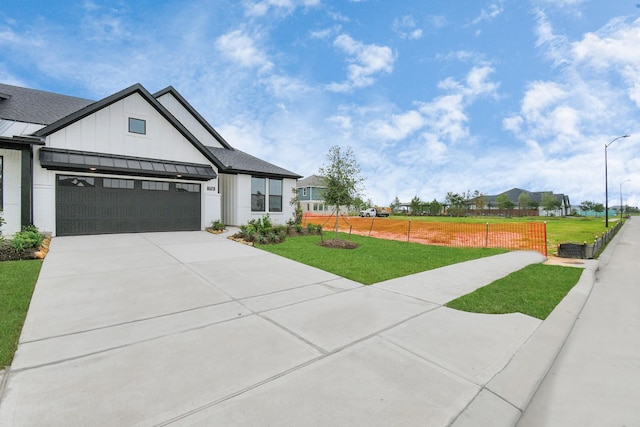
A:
[0,242,39,262]
[317,239,359,249]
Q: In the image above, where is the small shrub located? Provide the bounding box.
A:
[11,226,44,253]
[234,214,295,244]
[210,219,225,231]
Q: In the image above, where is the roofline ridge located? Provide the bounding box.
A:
[153,86,233,150]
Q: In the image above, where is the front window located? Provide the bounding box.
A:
[269,179,282,212]
[251,177,266,212]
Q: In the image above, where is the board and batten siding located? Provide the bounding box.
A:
[0,149,22,235]
[32,92,220,235]
[218,173,237,226]
[155,93,227,149]
[45,93,211,164]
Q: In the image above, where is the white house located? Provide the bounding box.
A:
[0,83,300,236]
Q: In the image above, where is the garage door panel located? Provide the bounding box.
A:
[56,175,201,236]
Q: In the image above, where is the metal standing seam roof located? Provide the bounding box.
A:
[39,147,217,181]
[206,146,301,179]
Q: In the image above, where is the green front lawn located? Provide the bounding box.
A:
[446,263,583,319]
[0,260,42,368]
[257,232,506,285]
[258,232,584,320]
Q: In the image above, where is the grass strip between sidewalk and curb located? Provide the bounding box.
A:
[257,232,507,285]
[446,263,583,320]
[0,260,42,368]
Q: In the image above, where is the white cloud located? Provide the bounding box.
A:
[215,30,274,72]
[534,9,570,66]
[471,1,504,25]
[392,16,423,40]
[309,26,341,39]
[521,81,567,117]
[369,110,425,141]
[244,0,321,17]
[426,15,447,30]
[327,34,395,92]
[79,1,131,43]
[571,17,640,106]
[532,0,586,9]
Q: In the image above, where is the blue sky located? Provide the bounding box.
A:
[2,0,640,207]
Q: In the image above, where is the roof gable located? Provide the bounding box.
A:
[154,86,232,150]
[32,83,221,167]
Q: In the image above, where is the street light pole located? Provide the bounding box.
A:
[605,134,630,228]
[620,179,631,220]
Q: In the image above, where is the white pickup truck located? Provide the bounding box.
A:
[359,207,390,217]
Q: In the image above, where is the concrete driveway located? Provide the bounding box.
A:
[0,230,584,426]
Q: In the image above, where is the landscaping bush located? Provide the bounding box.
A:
[209,219,226,231]
[11,227,43,252]
[0,225,45,262]
[234,214,321,244]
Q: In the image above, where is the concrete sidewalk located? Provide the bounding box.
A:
[518,217,640,426]
[0,228,599,426]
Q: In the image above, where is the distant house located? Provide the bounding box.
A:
[297,175,330,215]
[469,188,571,216]
[296,174,349,215]
[0,82,300,236]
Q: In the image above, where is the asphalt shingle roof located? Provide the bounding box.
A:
[207,146,301,179]
[297,174,326,187]
[1,82,301,179]
[0,83,94,125]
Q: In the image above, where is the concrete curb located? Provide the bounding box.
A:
[450,220,629,427]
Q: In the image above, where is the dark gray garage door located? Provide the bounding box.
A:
[56,175,201,236]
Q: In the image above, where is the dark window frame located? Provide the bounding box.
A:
[128,117,146,135]
[251,177,266,212]
[269,178,282,212]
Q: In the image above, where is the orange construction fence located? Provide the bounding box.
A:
[302,214,548,256]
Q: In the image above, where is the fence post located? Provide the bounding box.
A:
[407,220,411,242]
[369,217,375,236]
[543,221,548,257]
[485,223,489,248]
